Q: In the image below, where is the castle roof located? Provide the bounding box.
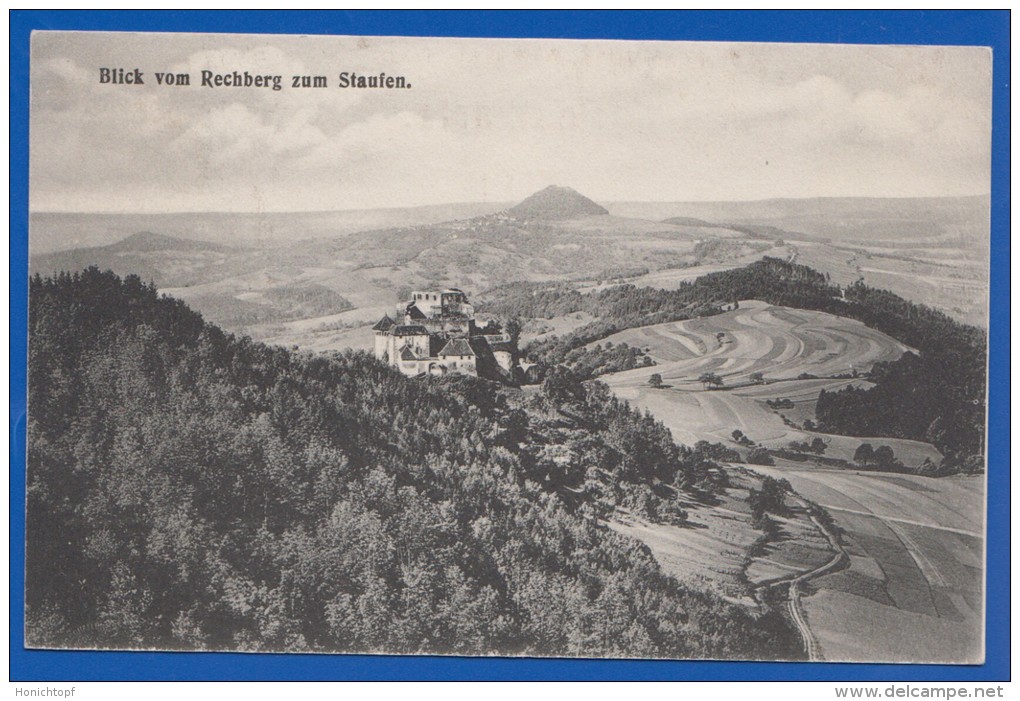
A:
[429,335,447,357]
[393,324,428,336]
[372,314,396,332]
[405,304,428,320]
[438,338,476,357]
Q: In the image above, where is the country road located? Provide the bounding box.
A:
[761,499,849,661]
[749,464,984,663]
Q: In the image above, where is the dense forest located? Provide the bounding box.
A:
[554,341,653,380]
[26,268,798,658]
[482,259,986,462]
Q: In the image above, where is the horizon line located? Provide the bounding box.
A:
[28,191,991,217]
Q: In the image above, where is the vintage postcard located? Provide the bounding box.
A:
[25,30,990,664]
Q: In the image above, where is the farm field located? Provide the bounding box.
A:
[243,304,391,352]
[591,235,988,327]
[599,302,939,466]
[596,300,911,386]
[605,195,989,325]
[749,465,984,663]
[607,479,759,604]
[594,301,982,662]
[743,503,834,587]
[857,264,988,323]
[788,237,987,322]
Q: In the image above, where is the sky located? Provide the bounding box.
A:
[30,32,992,212]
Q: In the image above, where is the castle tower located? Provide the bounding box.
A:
[372,314,396,362]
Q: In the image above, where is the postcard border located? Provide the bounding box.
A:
[9,9,1010,682]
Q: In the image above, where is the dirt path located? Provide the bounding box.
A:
[760,499,849,661]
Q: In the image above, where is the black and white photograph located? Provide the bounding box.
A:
[25,30,990,664]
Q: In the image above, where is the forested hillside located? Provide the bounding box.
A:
[483,259,986,462]
[26,267,798,658]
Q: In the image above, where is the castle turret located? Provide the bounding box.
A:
[372,314,396,361]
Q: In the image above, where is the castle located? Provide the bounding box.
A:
[373,288,517,380]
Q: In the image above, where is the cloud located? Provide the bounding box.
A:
[176,103,326,166]
[28,34,992,211]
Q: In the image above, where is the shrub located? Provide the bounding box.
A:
[746,447,775,466]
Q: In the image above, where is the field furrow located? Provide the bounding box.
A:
[595,302,983,663]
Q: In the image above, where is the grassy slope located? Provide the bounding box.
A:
[596,301,941,465]
[586,296,981,663]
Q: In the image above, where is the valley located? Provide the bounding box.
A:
[31,192,989,351]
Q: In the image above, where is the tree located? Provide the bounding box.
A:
[505,317,524,346]
[749,372,764,384]
[698,372,723,390]
[648,373,663,388]
[746,447,774,466]
[809,437,827,454]
[873,445,896,467]
[854,443,874,466]
[759,476,787,512]
[542,365,584,405]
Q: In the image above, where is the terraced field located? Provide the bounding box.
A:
[596,302,983,663]
[600,300,909,387]
[608,475,762,605]
[601,301,940,466]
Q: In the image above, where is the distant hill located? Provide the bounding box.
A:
[661,216,718,228]
[107,231,232,253]
[30,231,242,289]
[612,195,989,246]
[28,192,990,341]
[508,185,609,220]
[29,203,513,254]
[185,282,354,328]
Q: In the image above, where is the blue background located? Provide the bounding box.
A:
[9,10,1010,681]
